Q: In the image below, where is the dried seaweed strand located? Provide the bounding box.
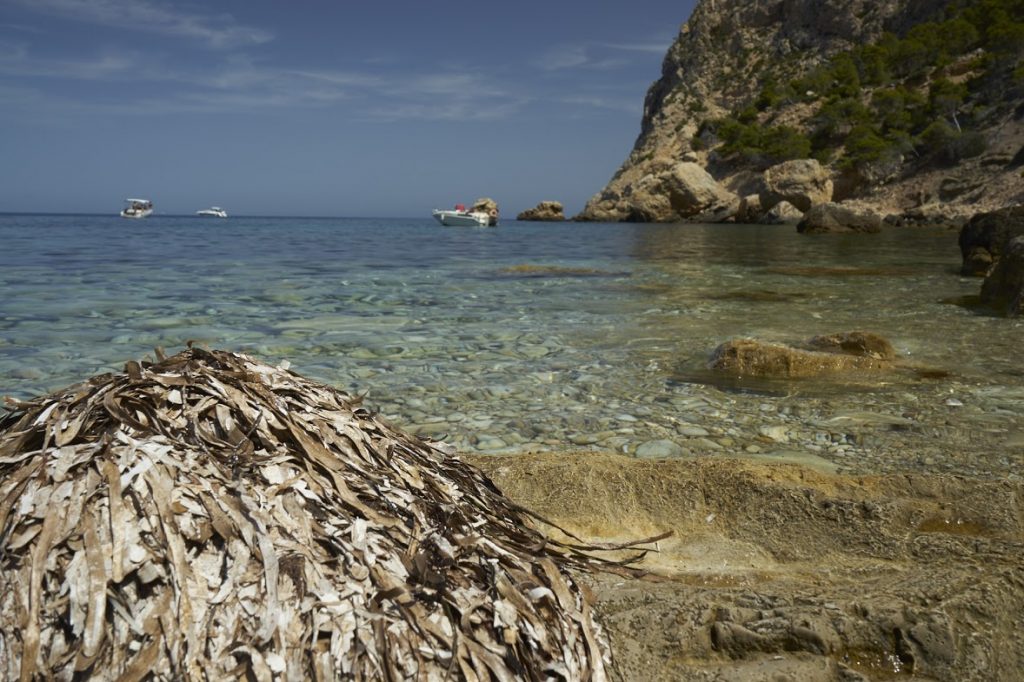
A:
[0,348,663,680]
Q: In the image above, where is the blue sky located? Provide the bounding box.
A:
[0,1,695,217]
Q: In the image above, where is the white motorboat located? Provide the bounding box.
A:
[120,198,153,219]
[432,209,489,227]
[432,203,497,227]
[196,206,228,218]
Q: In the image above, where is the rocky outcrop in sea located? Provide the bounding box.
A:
[517,201,565,221]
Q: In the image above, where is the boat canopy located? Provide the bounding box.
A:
[125,198,151,204]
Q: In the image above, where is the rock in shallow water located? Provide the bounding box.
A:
[708,337,892,379]
[796,202,883,234]
[959,204,1024,276]
[980,235,1024,317]
[806,331,896,360]
[517,200,566,221]
[635,438,686,458]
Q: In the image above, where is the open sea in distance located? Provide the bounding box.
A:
[1,212,1021,478]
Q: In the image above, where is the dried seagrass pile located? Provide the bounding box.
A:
[0,348,661,680]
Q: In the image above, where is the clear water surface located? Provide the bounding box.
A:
[1,213,1021,478]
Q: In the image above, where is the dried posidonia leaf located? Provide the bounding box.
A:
[0,348,663,680]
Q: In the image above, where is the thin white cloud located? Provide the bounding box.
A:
[287,69,385,90]
[1,51,527,121]
[406,73,510,99]
[560,94,641,115]
[0,22,47,35]
[535,45,589,71]
[365,98,524,122]
[0,41,135,79]
[533,44,631,72]
[10,0,272,49]
[603,41,673,54]
[358,68,524,121]
[1,24,528,123]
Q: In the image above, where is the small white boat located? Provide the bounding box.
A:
[432,203,497,227]
[120,198,153,219]
[196,206,228,218]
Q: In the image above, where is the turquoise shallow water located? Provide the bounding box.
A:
[1,213,1021,476]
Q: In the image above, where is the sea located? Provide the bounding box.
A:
[1,213,1021,478]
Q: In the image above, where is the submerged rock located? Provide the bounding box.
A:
[708,336,893,378]
[517,201,566,221]
[0,348,651,680]
[806,331,896,360]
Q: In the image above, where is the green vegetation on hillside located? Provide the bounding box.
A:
[698,0,1024,177]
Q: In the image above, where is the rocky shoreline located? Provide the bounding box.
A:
[573,0,1024,228]
[470,452,1024,681]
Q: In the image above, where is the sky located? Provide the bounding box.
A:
[0,1,697,217]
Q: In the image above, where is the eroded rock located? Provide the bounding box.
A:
[708,337,892,378]
[576,163,737,222]
[797,202,883,234]
[959,204,1024,276]
[806,331,896,360]
[760,159,833,213]
[980,235,1024,316]
[517,201,566,221]
[471,453,1024,682]
[471,197,500,224]
[736,194,763,223]
[759,200,803,225]
[665,162,739,219]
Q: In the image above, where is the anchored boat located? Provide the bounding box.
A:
[196,207,228,218]
[432,203,498,227]
[120,198,153,219]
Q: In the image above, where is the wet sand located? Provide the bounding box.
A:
[468,452,1024,681]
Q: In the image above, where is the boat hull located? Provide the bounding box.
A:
[432,210,492,227]
[120,209,153,219]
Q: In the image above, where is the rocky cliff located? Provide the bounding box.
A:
[577,0,1024,223]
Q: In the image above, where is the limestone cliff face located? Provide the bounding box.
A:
[577,0,1021,223]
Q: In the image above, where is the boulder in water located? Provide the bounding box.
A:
[980,235,1024,316]
[517,201,566,221]
[797,202,883,234]
[709,335,894,379]
[959,204,1024,276]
